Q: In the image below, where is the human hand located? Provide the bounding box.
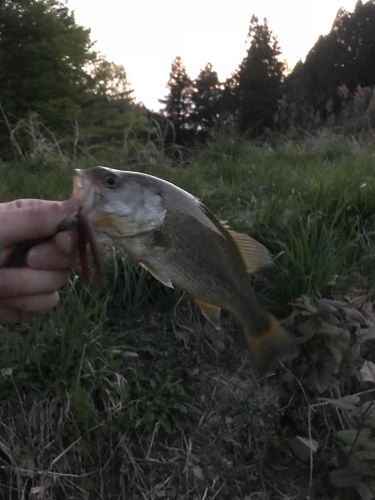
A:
[0,198,80,323]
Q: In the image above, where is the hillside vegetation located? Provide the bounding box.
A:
[0,135,374,499]
[1,1,375,498]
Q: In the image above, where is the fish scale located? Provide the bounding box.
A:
[73,166,297,370]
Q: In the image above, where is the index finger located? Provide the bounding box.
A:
[0,198,80,249]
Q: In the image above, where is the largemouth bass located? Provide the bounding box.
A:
[73,166,295,369]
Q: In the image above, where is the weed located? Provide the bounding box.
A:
[0,135,374,498]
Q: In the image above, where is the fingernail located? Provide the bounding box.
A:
[61,198,81,216]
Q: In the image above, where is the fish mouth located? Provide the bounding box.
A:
[73,169,95,214]
[72,169,83,198]
[72,169,114,246]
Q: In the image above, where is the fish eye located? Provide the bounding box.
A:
[105,174,118,188]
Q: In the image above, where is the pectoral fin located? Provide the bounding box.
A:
[195,298,221,329]
[139,261,174,288]
[229,230,273,273]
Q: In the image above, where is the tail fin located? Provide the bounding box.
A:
[244,315,297,371]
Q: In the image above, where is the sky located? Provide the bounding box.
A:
[67,0,358,111]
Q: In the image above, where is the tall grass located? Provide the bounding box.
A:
[0,134,374,498]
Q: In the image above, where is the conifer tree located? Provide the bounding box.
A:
[190,63,221,138]
[231,16,284,135]
[235,16,284,135]
[160,56,193,145]
[285,0,375,120]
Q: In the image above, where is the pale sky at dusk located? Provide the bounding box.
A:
[67,0,358,111]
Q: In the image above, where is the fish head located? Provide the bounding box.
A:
[73,166,167,238]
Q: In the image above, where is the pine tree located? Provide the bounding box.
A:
[190,63,221,139]
[160,56,193,145]
[285,0,375,122]
[235,16,284,135]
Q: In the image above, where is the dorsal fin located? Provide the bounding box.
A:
[228,230,273,274]
[194,298,221,330]
[139,261,174,288]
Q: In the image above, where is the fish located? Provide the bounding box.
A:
[72,165,295,369]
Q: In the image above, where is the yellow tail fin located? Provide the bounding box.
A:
[244,315,297,371]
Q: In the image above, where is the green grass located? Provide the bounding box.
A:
[0,135,374,498]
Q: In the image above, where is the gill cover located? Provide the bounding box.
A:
[74,167,167,237]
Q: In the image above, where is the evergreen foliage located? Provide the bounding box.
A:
[234,16,284,135]
[160,56,194,145]
[1,0,375,152]
[285,0,375,120]
[161,17,284,143]
[190,63,221,139]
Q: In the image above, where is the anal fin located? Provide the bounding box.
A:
[195,298,221,329]
[139,261,174,288]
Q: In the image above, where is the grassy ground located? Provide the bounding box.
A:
[0,134,375,499]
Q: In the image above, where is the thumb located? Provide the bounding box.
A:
[0,198,80,248]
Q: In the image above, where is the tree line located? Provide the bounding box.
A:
[0,0,143,158]
[161,1,375,145]
[1,0,375,157]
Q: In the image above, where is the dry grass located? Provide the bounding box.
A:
[0,136,374,499]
